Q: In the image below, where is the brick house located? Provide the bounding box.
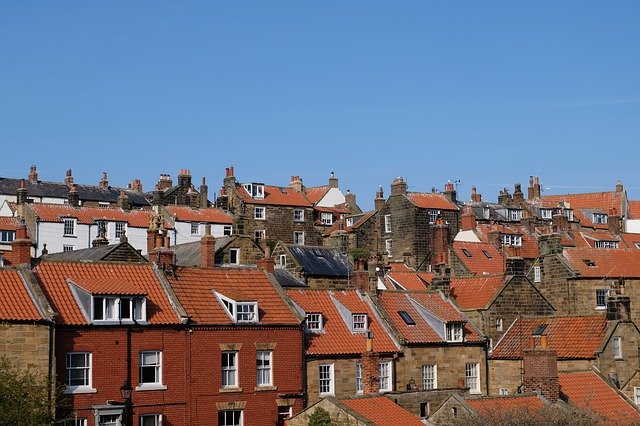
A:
[165,266,305,426]
[377,178,459,271]
[286,289,401,405]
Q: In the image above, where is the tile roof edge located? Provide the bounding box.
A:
[564,366,640,415]
[153,265,190,324]
[17,266,55,321]
[362,292,402,351]
[265,271,305,324]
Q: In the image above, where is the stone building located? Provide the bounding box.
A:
[147,169,209,208]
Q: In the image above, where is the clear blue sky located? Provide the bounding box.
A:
[2,2,639,210]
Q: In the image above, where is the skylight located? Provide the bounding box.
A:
[398,311,416,325]
[462,248,472,258]
[532,324,547,336]
[582,259,596,267]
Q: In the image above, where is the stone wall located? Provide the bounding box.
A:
[0,322,50,375]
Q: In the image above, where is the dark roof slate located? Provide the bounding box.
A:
[287,245,353,277]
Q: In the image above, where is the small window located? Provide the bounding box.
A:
[63,218,76,236]
[385,239,392,257]
[532,324,547,336]
[541,209,553,219]
[62,419,87,426]
[635,243,640,250]
[595,240,619,249]
[218,410,242,426]
[293,231,305,245]
[0,230,15,242]
[140,414,162,426]
[461,248,472,258]
[229,248,240,265]
[496,318,503,331]
[446,323,463,342]
[294,209,304,222]
[221,351,238,388]
[501,234,522,247]
[115,222,126,239]
[279,255,287,268]
[63,245,74,252]
[583,259,596,267]
[428,210,440,224]
[482,250,492,259]
[592,213,608,224]
[419,402,430,420]
[499,388,509,396]
[352,314,368,332]
[306,313,323,332]
[384,215,392,233]
[422,364,437,390]
[277,406,292,425]
[614,336,623,359]
[321,212,333,225]
[254,230,265,245]
[256,350,272,387]
[534,266,541,283]
[355,362,363,394]
[66,352,92,393]
[509,209,522,221]
[236,302,258,323]
[465,363,481,394]
[190,222,200,235]
[483,207,490,220]
[243,183,265,199]
[379,361,393,392]
[565,209,574,221]
[398,311,415,325]
[634,387,640,406]
[223,225,232,236]
[319,363,334,395]
[139,351,162,388]
[254,207,266,220]
[346,217,354,227]
[596,289,607,309]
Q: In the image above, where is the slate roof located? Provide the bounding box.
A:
[25,203,172,228]
[377,291,484,344]
[286,289,399,356]
[238,184,312,207]
[164,205,233,223]
[466,394,546,416]
[491,315,607,360]
[170,236,261,267]
[0,268,47,321]
[286,245,353,277]
[167,267,300,325]
[563,248,640,277]
[559,371,640,424]
[450,275,505,310]
[272,268,307,288]
[43,242,147,262]
[341,396,424,426]
[406,192,459,210]
[0,177,149,207]
[34,261,182,325]
[452,241,505,274]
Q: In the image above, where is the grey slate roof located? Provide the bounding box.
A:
[170,236,236,267]
[43,242,147,262]
[273,268,307,288]
[287,245,353,277]
[0,178,150,207]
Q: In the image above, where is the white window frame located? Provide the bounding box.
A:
[115,222,126,239]
[293,209,304,222]
[254,229,265,245]
[496,318,503,331]
[92,296,146,324]
[593,213,608,224]
[319,363,334,396]
[65,352,95,394]
[0,230,15,242]
[236,302,258,323]
[140,414,162,426]
[254,206,266,220]
[428,210,440,224]
[565,209,574,221]
[190,222,200,235]
[218,409,243,426]
[356,362,363,394]
[466,363,481,394]
[279,254,287,268]
[446,323,463,342]
[634,387,640,406]
[221,351,238,388]
[534,266,541,283]
[385,239,392,257]
[256,350,273,387]
[223,225,232,236]
[596,289,607,310]
[306,313,323,332]
[541,209,553,219]
[499,388,509,396]
[137,350,164,390]
[384,214,391,233]
[63,245,74,252]
[501,234,522,247]
[595,240,619,249]
[352,314,368,332]
[422,364,437,390]
[293,231,305,245]
[321,212,333,225]
[613,336,623,360]
[229,248,240,265]
[379,360,393,392]
[63,419,88,426]
[509,209,522,221]
[346,217,354,227]
[63,218,76,236]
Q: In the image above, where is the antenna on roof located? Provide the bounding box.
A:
[453,179,462,191]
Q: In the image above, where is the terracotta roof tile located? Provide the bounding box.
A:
[475,224,539,259]
[304,186,329,204]
[34,261,181,325]
[406,193,459,210]
[0,216,19,231]
[491,315,607,359]
[452,241,505,275]
[450,276,505,310]
[341,396,424,425]
[539,192,624,229]
[621,233,640,249]
[578,229,621,247]
[385,272,430,291]
[167,267,300,325]
[559,371,640,424]
[628,201,640,220]
[71,277,148,296]
[27,203,172,229]
[0,269,45,321]
[238,185,312,207]
[286,289,399,356]
[563,248,640,277]
[164,205,233,224]
[466,394,546,416]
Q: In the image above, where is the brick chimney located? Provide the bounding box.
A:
[361,341,380,395]
[147,214,163,255]
[223,166,236,187]
[538,234,563,256]
[128,179,143,192]
[199,177,209,208]
[152,234,175,270]
[522,335,559,403]
[64,168,74,187]
[471,186,482,203]
[99,172,109,189]
[200,224,216,268]
[328,171,338,189]
[607,280,631,322]
[289,176,303,193]
[505,257,525,276]
[533,176,541,199]
[67,184,80,207]
[608,208,622,235]
[616,180,623,193]
[513,183,524,206]
[345,190,356,207]
[498,188,512,205]
[187,185,199,208]
[430,266,451,297]
[374,186,385,211]
[256,244,275,273]
[432,217,449,268]
[528,176,535,200]
[157,174,173,190]
[10,222,32,265]
[390,177,407,196]
[443,181,457,204]
[117,190,130,210]
[551,213,569,233]
[460,206,476,231]
[178,169,192,189]
[28,165,38,183]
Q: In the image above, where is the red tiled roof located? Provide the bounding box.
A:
[621,233,640,249]
[406,193,459,210]
[559,371,640,424]
[0,216,19,231]
[452,241,505,275]
[27,203,172,228]
[304,186,329,205]
[71,277,147,296]
[386,272,430,291]
[579,229,620,248]
[286,290,399,356]
[467,395,546,416]
[0,269,45,321]
[165,205,233,224]
[628,201,640,220]
[238,185,312,207]
[34,261,182,325]
[540,192,624,229]
[341,396,424,425]
[377,291,483,344]
[167,267,300,325]
[563,248,640,277]
[450,276,505,310]
[491,315,607,359]
[475,224,539,259]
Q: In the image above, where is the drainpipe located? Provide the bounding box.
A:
[48,320,56,415]
[484,339,490,396]
[36,220,40,257]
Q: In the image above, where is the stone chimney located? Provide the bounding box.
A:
[430,266,451,297]
[199,177,209,208]
[471,186,482,203]
[10,221,32,265]
[223,166,236,187]
[156,174,173,190]
[289,176,303,193]
[256,244,275,273]
[374,186,385,211]
[67,184,80,207]
[328,171,338,189]
[187,185,199,208]
[390,177,407,196]
[432,217,449,268]
[608,208,622,235]
[538,234,563,256]
[151,233,175,271]
[99,172,109,189]
[528,176,535,200]
[64,168,74,187]
[533,176,541,199]
[28,165,38,183]
[147,214,163,255]
[345,190,356,207]
[443,181,457,204]
[460,206,476,231]
[128,179,143,192]
[607,280,631,321]
[513,183,524,206]
[92,222,109,247]
[361,343,380,395]
[200,224,216,268]
[505,257,525,276]
[498,188,512,205]
[616,180,623,193]
[16,180,28,206]
[551,213,569,233]
[118,190,130,211]
[178,169,192,189]
[522,335,559,403]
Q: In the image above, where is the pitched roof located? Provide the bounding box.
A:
[304,186,330,204]
[170,236,261,267]
[0,216,19,231]
[450,275,505,310]
[377,291,484,344]
[238,184,312,207]
[285,245,353,277]
[164,205,233,223]
[286,289,399,356]
[474,223,540,259]
[621,233,640,249]
[539,191,624,229]
[341,396,424,426]
[628,201,640,220]
[491,315,607,359]
[559,371,640,423]
[34,261,182,325]
[26,203,172,228]
[0,268,46,321]
[563,247,640,277]
[466,394,546,416]
[406,192,459,210]
[167,267,300,325]
[385,271,430,291]
[452,241,505,275]
[43,242,147,262]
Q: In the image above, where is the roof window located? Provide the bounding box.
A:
[398,311,415,325]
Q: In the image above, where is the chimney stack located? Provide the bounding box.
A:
[443,181,457,203]
[538,234,563,256]
[607,280,631,322]
[460,206,476,231]
[608,208,622,235]
[498,188,512,205]
[200,224,216,268]
[345,190,356,207]
[178,169,192,189]
[374,186,385,211]
[64,168,74,187]
[430,266,451,297]
[16,180,28,206]
[390,177,407,196]
[68,184,80,207]
[223,166,236,187]
[522,336,559,403]
[156,174,173,190]
[118,190,130,211]
[200,177,209,208]
[99,172,109,189]
[289,176,303,193]
[471,186,482,203]
[534,176,541,199]
[513,183,524,206]
[128,179,143,192]
[28,165,38,183]
[361,347,380,395]
[616,180,623,193]
[328,171,338,189]
[505,257,525,276]
[432,217,449,268]
[10,222,32,265]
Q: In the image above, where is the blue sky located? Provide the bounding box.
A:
[2,2,639,210]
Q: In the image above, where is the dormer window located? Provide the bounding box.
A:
[594,240,618,249]
[501,234,522,247]
[483,207,490,220]
[216,292,259,324]
[564,209,574,221]
[540,209,553,219]
[306,313,323,332]
[592,213,608,224]
[446,323,463,342]
[508,209,522,221]
[243,183,265,199]
[352,314,368,332]
[92,296,146,323]
[321,212,333,225]
[346,217,354,227]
